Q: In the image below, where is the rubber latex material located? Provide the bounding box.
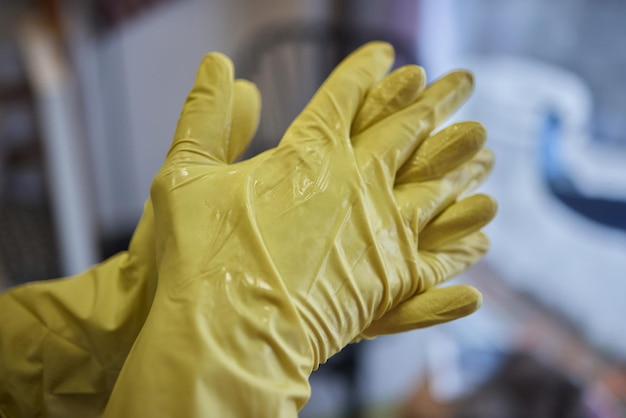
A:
[0,42,496,418]
[103,43,495,417]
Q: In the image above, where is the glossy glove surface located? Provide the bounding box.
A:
[149,44,493,362]
[104,42,495,418]
[0,42,495,418]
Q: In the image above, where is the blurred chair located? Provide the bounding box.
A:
[235,19,418,418]
[0,20,63,284]
[540,111,626,233]
[15,15,100,277]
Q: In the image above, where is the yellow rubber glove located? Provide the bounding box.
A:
[103,42,495,417]
[0,79,261,418]
[0,51,490,417]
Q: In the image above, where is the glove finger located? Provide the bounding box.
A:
[358,284,482,339]
[421,70,474,127]
[396,121,486,184]
[227,80,261,163]
[352,65,426,135]
[285,42,394,144]
[417,231,490,289]
[353,70,474,180]
[419,194,497,250]
[395,149,494,235]
[170,52,234,162]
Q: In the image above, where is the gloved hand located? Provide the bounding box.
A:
[0,42,493,418]
[103,42,495,417]
[0,79,262,418]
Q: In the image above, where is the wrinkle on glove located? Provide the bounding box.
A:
[104,42,496,418]
[0,253,152,418]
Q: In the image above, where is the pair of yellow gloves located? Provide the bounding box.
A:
[0,42,496,417]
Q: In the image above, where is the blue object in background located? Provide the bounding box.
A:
[540,110,626,233]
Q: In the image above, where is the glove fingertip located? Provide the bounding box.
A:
[440,284,483,316]
[229,80,262,163]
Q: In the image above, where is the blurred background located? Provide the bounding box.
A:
[0,0,625,417]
